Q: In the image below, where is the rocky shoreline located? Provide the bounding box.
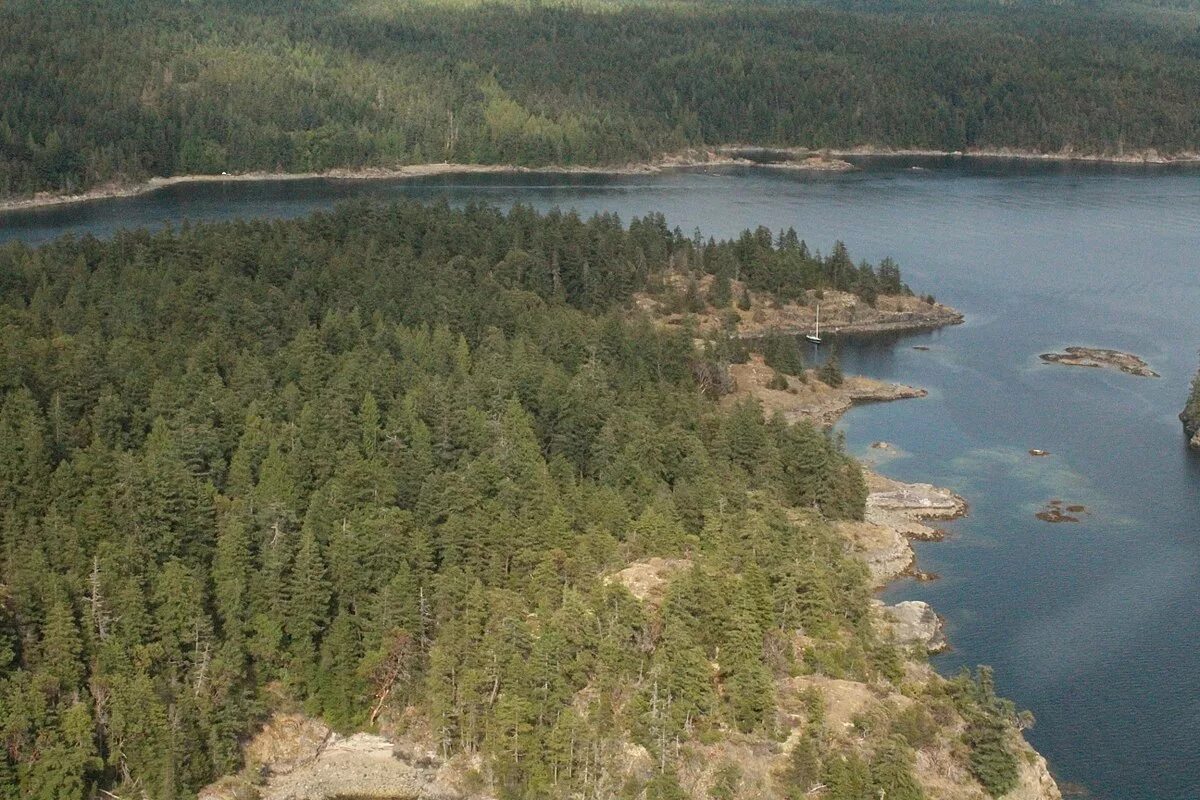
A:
[637,275,965,344]
[828,144,1200,165]
[0,147,852,213]
[840,471,968,590]
[9,140,1199,214]
[1181,371,1200,450]
[724,353,929,427]
[198,430,1064,800]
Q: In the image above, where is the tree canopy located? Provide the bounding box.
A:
[4,0,1200,198]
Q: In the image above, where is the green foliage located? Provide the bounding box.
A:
[4,1,1200,198]
[0,200,929,798]
[779,733,822,798]
[953,667,1022,797]
[708,762,742,800]
[889,704,939,751]
[1182,365,1200,437]
[767,371,791,391]
[869,736,926,800]
[817,350,844,388]
[761,330,805,377]
[708,272,733,309]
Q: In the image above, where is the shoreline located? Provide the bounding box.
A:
[6,142,1200,213]
[828,144,1200,165]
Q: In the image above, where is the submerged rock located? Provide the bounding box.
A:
[1036,500,1088,523]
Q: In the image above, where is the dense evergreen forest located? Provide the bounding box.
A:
[1183,368,1200,447]
[5,0,1200,198]
[0,201,1024,799]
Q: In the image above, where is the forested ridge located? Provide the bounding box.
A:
[1183,368,1200,445]
[0,201,1026,799]
[5,0,1200,198]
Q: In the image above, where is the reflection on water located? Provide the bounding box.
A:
[4,159,1200,799]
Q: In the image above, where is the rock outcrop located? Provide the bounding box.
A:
[199,714,482,800]
[841,472,966,587]
[880,600,948,654]
[1008,744,1065,800]
[1039,347,1158,377]
[725,354,927,427]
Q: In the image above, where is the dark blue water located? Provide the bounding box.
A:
[3,160,1199,799]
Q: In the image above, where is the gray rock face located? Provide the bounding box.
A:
[883,600,947,654]
[200,714,480,800]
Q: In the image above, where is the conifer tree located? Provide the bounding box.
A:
[288,528,331,675]
[780,733,822,799]
[870,736,926,800]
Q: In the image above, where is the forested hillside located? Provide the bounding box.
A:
[1183,368,1200,449]
[4,0,1200,198]
[0,202,1028,799]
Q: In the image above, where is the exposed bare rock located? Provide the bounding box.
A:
[881,600,948,654]
[1008,742,1064,800]
[198,777,260,800]
[1035,500,1088,524]
[839,517,915,587]
[245,714,332,775]
[783,675,885,733]
[201,716,484,800]
[725,354,926,427]
[866,472,968,520]
[1039,347,1158,378]
[636,280,963,341]
[262,733,453,800]
[840,473,966,586]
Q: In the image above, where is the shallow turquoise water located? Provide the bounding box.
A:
[3,159,1199,798]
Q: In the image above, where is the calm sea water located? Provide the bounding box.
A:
[3,159,1200,799]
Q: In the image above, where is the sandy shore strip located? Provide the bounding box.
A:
[0,149,845,213]
[8,142,1198,213]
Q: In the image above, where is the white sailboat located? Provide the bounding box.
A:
[805,303,823,344]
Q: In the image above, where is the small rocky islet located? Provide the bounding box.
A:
[1036,500,1089,524]
[1039,346,1159,377]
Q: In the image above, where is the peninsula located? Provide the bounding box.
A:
[0,201,1057,800]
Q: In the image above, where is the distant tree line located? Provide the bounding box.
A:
[4,0,1200,197]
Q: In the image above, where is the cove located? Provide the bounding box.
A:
[3,158,1200,799]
